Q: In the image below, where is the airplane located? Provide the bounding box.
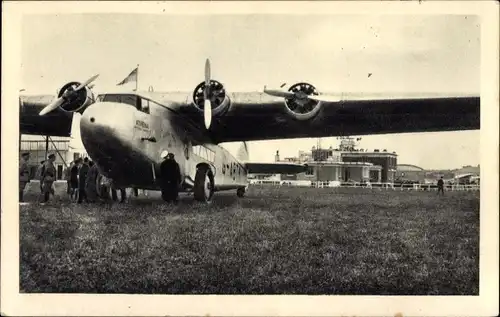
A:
[19,59,480,202]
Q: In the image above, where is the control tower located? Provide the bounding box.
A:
[339,137,398,182]
[338,136,361,152]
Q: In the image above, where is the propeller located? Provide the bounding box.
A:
[39,74,99,116]
[308,94,341,102]
[263,86,296,99]
[204,59,212,129]
[264,83,341,103]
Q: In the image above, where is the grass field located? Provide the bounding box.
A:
[20,185,479,295]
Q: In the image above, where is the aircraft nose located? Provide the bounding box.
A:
[81,102,134,137]
[80,102,135,159]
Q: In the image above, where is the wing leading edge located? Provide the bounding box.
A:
[204,94,480,143]
[19,95,74,137]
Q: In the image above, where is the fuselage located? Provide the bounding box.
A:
[79,92,247,192]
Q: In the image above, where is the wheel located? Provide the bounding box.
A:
[194,166,214,202]
[236,187,246,198]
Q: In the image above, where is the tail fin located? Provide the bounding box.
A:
[237,141,249,162]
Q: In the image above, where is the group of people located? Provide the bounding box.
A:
[19,150,183,204]
[66,157,128,203]
[18,152,97,204]
[19,152,58,203]
[65,157,101,203]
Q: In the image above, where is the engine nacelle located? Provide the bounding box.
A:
[191,80,232,117]
[57,81,96,114]
[284,82,323,120]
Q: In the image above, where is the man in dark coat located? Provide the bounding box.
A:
[77,158,90,203]
[437,176,445,196]
[64,162,72,195]
[85,161,99,202]
[69,158,81,201]
[159,151,181,203]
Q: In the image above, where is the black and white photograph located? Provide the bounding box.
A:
[2,1,498,316]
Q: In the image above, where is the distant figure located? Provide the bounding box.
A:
[437,177,445,196]
[159,151,181,204]
[77,158,90,203]
[19,152,31,202]
[85,161,99,202]
[41,154,56,203]
[69,158,81,201]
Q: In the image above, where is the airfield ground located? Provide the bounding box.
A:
[20,185,479,295]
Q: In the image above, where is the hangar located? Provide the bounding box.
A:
[19,135,88,180]
[395,164,427,182]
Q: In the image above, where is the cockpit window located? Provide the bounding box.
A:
[98,94,138,107]
[96,94,151,114]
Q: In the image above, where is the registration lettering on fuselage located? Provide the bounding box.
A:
[135,120,150,131]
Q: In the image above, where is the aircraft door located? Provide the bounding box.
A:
[133,98,156,166]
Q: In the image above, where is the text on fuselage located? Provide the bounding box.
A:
[135,120,150,131]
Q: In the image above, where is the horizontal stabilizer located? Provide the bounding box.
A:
[244,162,308,174]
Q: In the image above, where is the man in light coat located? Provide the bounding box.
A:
[19,152,31,202]
[41,154,56,203]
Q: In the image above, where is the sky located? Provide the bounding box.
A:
[21,13,481,169]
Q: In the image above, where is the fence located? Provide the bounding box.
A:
[249,179,480,191]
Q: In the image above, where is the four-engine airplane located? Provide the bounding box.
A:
[19,59,480,202]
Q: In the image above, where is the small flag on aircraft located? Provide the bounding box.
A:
[117,66,138,86]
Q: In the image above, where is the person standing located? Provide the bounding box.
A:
[77,158,90,204]
[41,154,56,203]
[85,161,99,202]
[19,152,31,203]
[437,176,445,196]
[159,151,182,204]
[69,158,81,201]
[36,160,45,193]
[64,162,72,195]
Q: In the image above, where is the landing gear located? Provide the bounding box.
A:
[111,188,127,203]
[194,165,214,202]
[236,187,246,198]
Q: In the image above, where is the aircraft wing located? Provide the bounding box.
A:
[244,162,308,174]
[196,93,480,143]
[19,95,74,137]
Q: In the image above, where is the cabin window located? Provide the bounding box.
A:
[192,145,215,163]
[138,98,150,114]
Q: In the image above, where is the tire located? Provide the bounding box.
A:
[194,165,214,202]
[236,187,245,198]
